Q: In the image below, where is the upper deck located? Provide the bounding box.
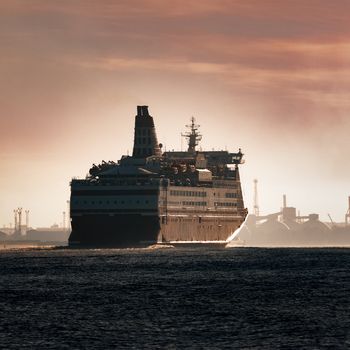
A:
[72,106,245,192]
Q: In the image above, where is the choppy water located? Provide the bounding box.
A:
[1,247,350,349]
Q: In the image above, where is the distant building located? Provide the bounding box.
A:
[26,225,69,242]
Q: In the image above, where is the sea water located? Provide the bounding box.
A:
[0,247,349,349]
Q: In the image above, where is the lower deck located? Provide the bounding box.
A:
[69,210,246,248]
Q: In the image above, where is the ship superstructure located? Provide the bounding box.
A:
[69,106,247,247]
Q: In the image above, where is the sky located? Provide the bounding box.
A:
[0,0,349,227]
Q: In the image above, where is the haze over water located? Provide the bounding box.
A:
[1,247,350,349]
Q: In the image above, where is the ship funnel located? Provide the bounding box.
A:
[137,105,150,117]
[132,106,162,158]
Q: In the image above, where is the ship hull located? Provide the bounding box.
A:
[69,214,160,248]
[69,212,245,248]
[160,212,244,242]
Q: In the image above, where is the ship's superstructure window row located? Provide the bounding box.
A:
[72,189,158,196]
[170,190,207,197]
[74,199,152,205]
[182,201,207,206]
[214,202,238,207]
[225,192,239,198]
[213,181,238,189]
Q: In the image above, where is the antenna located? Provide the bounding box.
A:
[181,116,202,153]
[14,209,18,233]
[25,210,29,234]
[63,211,66,230]
[253,179,259,216]
[18,207,23,235]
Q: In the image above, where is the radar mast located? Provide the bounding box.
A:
[182,117,202,153]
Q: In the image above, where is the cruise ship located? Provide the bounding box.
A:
[68,106,247,247]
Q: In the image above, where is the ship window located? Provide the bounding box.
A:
[121,201,125,204]
[99,201,102,204]
[145,200,149,204]
[136,200,139,204]
[114,201,117,204]
[92,201,95,204]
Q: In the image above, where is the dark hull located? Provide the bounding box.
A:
[69,214,160,248]
[69,213,246,248]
